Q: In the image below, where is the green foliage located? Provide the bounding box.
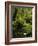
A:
[12,7,32,38]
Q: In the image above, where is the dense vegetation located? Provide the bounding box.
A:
[11,7,32,38]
